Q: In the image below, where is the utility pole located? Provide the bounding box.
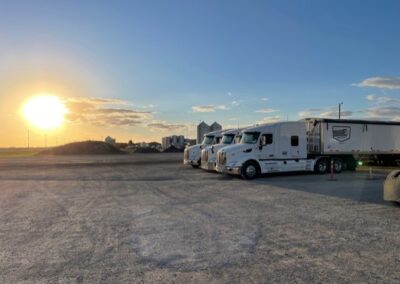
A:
[338,102,343,120]
[27,128,30,149]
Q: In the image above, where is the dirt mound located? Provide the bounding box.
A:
[163,145,184,153]
[40,141,126,155]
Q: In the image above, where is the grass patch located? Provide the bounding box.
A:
[0,149,41,158]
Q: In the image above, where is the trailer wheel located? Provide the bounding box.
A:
[332,158,343,173]
[241,161,260,180]
[315,159,328,174]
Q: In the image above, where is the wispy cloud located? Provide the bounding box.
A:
[365,94,400,104]
[298,107,352,119]
[257,116,281,124]
[261,97,269,101]
[64,97,152,127]
[363,94,400,120]
[192,104,230,112]
[147,121,187,132]
[353,76,400,89]
[255,108,278,114]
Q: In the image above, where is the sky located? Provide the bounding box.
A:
[0,0,400,147]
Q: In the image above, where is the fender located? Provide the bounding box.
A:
[242,159,261,173]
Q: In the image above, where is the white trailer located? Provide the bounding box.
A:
[200,128,243,171]
[216,119,400,179]
[183,129,227,168]
[305,118,400,167]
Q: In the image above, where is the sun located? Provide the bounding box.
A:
[23,95,68,130]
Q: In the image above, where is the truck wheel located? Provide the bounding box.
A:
[241,161,260,180]
[333,158,343,173]
[314,159,328,174]
[191,159,201,168]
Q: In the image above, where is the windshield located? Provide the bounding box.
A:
[241,132,260,144]
[202,135,214,145]
[221,134,235,144]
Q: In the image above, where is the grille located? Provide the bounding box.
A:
[217,152,226,165]
[201,150,208,161]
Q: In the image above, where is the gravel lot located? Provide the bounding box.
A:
[0,153,399,283]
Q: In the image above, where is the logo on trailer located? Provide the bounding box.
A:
[332,126,351,142]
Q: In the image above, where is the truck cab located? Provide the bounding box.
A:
[183,130,226,168]
[216,122,315,179]
[200,129,243,171]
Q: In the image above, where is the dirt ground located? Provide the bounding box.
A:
[0,153,399,283]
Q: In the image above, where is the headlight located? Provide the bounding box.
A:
[227,161,238,167]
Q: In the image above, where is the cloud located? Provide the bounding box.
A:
[353,76,400,89]
[231,101,239,106]
[298,107,353,119]
[257,116,282,124]
[261,97,269,101]
[365,94,400,105]
[366,106,400,119]
[362,94,400,121]
[192,104,230,112]
[147,121,187,132]
[63,97,152,127]
[255,108,278,114]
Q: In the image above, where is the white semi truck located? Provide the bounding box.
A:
[184,129,226,168]
[216,118,400,179]
[200,128,243,171]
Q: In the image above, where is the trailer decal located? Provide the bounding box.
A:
[332,126,351,142]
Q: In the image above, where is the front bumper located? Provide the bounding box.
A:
[184,159,200,166]
[201,161,216,171]
[215,164,241,175]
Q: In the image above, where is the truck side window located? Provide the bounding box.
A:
[291,135,299,146]
[261,134,273,145]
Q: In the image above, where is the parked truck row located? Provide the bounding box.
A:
[183,118,400,179]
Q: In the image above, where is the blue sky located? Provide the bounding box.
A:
[1,0,400,144]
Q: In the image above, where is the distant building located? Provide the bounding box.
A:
[148,142,162,151]
[105,136,116,145]
[184,138,196,147]
[162,135,185,150]
[196,121,222,143]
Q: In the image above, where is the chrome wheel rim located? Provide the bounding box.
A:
[334,161,342,172]
[318,163,327,173]
[246,165,257,177]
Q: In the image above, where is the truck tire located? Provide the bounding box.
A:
[314,159,328,174]
[191,159,201,168]
[332,158,343,173]
[241,161,260,180]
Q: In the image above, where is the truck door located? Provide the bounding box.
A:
[258,133,277,172]
[259,133,274,156]
[290,135,300,158]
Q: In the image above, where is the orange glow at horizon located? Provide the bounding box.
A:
[22,95,68,130]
